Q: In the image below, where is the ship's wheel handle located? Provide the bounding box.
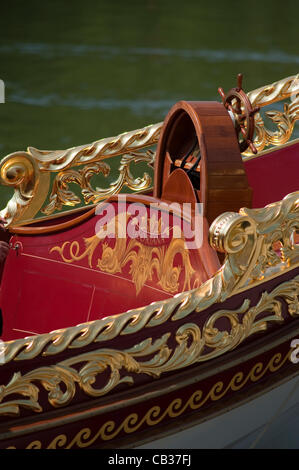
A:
[218,73,260,154]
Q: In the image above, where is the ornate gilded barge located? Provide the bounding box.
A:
[0,74,298,449]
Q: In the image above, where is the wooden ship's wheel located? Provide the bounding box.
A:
[154,78,254,226]
[218,73,260,154]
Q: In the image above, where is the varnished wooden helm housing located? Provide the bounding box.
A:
[154,101,253,225]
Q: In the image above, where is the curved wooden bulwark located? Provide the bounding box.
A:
[154,101,253,225]
[0,74,297,228]
[0,74,298,449]
[1,190,221,340]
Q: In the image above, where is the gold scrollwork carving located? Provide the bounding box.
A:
[209,191,299,291]
[29,122,162,171]
[50,213,196,295]
[21,75,299,171]
[0,334,172,415]
[41,161,110,215]
[241,192,299,276]
[0,152,50,225]
[1,274,298,416]
[247,74,299,108]
[1,75,298,224]
[0,123,160,226]
[1,192,299,365]
[244,74,299,155]
[6,348,292,448]
[42,150,155,215]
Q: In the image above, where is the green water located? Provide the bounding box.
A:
[0,0,298,206]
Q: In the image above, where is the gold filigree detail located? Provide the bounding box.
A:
[29,123,162,171]
[0,123,160,226]
[208,191,299,295]
[247,74,299,108]
[42,150,155,216]
[1,274,298,416]
[0,335,172,415]
[23,75,298,171]
[1,75,298,225]
[0,152,50,225]
[244,74,299,155]
[240,193,299,277]
[6,348,292,448]
[41,161,110,215]
[50,212,195,295]
[1,192,299,365]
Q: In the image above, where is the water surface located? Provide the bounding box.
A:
[0,0,298,203]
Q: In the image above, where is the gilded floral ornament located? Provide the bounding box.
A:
[0,274,298,416]
[247,74,299,108]
[1,191,298,367]
[244,74,299,155]
[240,191,299,276]
[28,122,162,171]
[42,150,155,215]
[50,215,196,295]
[0,152,50,225]
[8,349,291,449]
[0,123,160,225]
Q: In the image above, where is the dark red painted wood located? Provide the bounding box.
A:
[0,197,220,341]
[244,141,299,208]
